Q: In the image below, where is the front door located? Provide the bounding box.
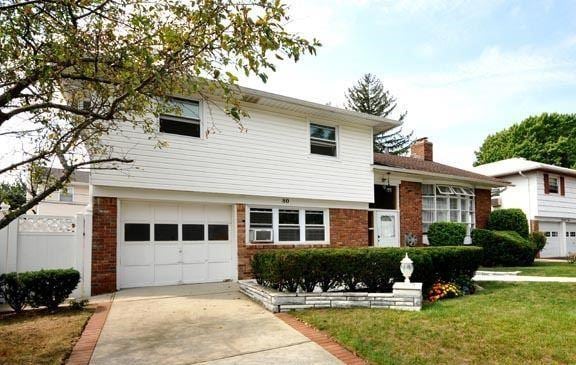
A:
[375,210,399,247]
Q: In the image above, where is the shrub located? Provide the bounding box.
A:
[427,222,467,246]
[472,229,535,266]
[487,209,529,238]
[20,269,80,311]
[0,273,28,313]
[251,246,483,293]
[530,231,547,254]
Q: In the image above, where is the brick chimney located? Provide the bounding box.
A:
[411,137,433,161]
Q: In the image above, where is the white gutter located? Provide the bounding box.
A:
[373,164,509,187]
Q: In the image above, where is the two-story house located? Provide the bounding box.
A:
[474,158,576,258]
[88,86,506,295]
[35,169,90,216]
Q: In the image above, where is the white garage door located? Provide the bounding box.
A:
[566,223,576,256]
[119,201,235,288]
[539,221,562,258]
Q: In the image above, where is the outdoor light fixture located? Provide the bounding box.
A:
[384,172,393,193]
[400,253,414,283]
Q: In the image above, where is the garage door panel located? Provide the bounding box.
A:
[182,263,208,283]
[182,243,207,264]
[208,243,231,262]
[540,222,561,258]
[206,205,232,223]
[155,264,181,284]
[122,266,154,287]
[566,224,576,255]
[123,202,152,220]
[181,205,205,221]
[208,262,231,281]
[154,204,179,222]
[123,243,153,266]
[155,243,180,264]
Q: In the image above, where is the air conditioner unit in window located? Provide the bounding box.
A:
[249,228,273,243]
[491,196,502,207]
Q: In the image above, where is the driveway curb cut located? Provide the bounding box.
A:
[275,313,365,365]
[66,296,114,365]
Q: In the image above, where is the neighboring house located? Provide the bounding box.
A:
[474,158,576,258]
[35,169,90,216]
[88,87,506,295]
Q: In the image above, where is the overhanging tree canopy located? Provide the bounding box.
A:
[474,113,576,168]
[0,0,319,228]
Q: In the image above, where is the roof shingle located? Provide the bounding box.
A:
[373,153,507,186]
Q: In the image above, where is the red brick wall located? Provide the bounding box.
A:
[236,205,369,279]
[475,189,491,229]
[92,197,118,295]
[399,181,422,246]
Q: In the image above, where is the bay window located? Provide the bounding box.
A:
[248,207,328,244]
[422,184,475,236]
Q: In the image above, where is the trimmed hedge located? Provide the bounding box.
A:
[0,269,80,312]
[472,229,535,266]
[530,231,547,254]
[0,273,28,313]
[251,247,483,293]
[487,209,529,238]
[427,222,467,246]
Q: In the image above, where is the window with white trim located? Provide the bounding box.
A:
[310,123,337,157]
[159,98,201,138]
[422,184,475,235]
[59,186,74,202]
[549,176,559,194]
[248,207,328,243]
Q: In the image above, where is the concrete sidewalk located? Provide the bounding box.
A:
[474,274,576,282]
[90,282,342,365]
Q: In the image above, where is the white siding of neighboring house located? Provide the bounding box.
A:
[91,102,375,204]
[36,184,90,216]
[535,171,576,220]
[497,174,538,220]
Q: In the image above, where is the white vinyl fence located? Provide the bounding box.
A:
[0,210,92,298]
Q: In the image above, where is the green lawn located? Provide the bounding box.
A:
[292,282,576,365]
[480,261,576,277]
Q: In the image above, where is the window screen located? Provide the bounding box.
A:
[208,225,229,240]
[159,99,200,137]
[154,224,178,241]
[182,224,204,241]
[125,223,150,241]
[279,209,300,241]
[310,123,337,157]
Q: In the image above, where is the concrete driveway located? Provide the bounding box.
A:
[90,282,342,365]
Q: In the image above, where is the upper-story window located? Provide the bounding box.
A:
[59,187,74,202]
[159,99,201,138]
[310,123,337,157]
[549,176,559,194]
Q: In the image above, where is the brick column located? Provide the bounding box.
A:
[399,181,422,246]
[329,208,369,247]
[474,189,491,229]
[92,197,118,295]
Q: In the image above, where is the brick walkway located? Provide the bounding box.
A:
[66,299,113,365]
[276,313,365,365]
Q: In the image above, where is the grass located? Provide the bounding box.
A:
[293,282,576,365]
[0,307,93,365]
[480,261,576,277]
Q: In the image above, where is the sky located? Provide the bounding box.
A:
[241,0,576,169]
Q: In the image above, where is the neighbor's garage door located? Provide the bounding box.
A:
[566,223,576,256]
[539,221,562,258]
[119,201,234,288]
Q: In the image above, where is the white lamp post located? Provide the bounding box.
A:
[400,253,414,283]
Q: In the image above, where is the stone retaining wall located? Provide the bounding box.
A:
[239,280,423,312]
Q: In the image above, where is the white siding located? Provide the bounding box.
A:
[91,103,374,203]
[536,171,576,219]
[497,174,537,219]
